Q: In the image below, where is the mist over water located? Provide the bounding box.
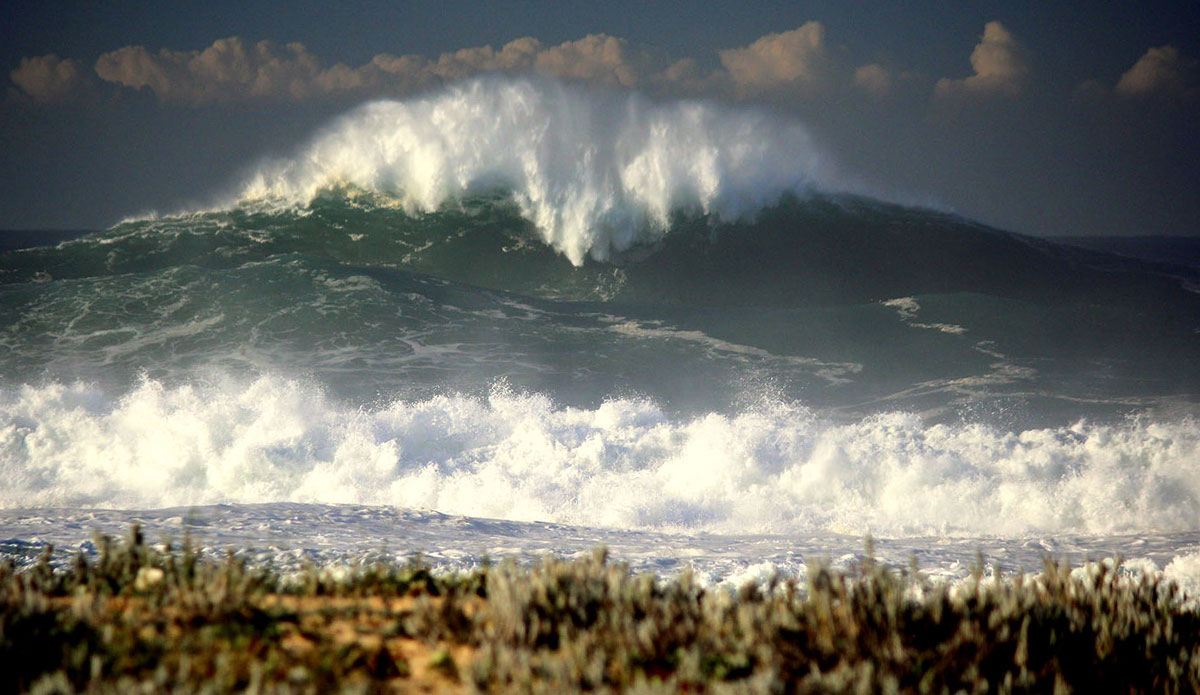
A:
[2,77,1200,581]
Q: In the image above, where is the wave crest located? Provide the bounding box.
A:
[237,77,837,264]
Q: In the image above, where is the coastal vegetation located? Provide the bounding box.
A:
[2,528,1198,694]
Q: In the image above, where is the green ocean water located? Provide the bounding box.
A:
[2,191,1197,425]
[2,78,1199,545]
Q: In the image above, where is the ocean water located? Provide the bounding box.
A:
[3,77,1200,589]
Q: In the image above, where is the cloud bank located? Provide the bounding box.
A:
[80,34,677,106]
[1,22,980,107]
[11,21,1196,117]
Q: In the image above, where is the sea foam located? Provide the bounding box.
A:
[3,376,1198,538]
[237,77,840,264]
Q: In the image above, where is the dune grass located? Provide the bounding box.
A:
[2,527,1198,694]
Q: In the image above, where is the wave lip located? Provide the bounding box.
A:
[237,76,836,264]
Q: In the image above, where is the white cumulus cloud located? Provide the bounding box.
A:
[853,63,892,98]
[1115,46,1196,99]
[934,21,1030,100]
[9,54,86,102]
[717,22,830,95]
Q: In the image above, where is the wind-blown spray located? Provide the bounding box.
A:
[239,77,836,264]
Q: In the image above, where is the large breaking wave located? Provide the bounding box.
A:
[236,76,843,264]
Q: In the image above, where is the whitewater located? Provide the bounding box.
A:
[3,76,1200,590]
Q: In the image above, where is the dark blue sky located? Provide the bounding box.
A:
[4,1,1194,76]
[2,1,1198,236]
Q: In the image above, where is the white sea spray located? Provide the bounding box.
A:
[236,76,844,264]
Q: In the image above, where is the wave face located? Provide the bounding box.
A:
[2,78,1200,549]
[3,376,1198,538]
[237,77,836,264]
[4,191,1197,421]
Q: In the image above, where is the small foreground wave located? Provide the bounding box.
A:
[2,375,1198,538]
